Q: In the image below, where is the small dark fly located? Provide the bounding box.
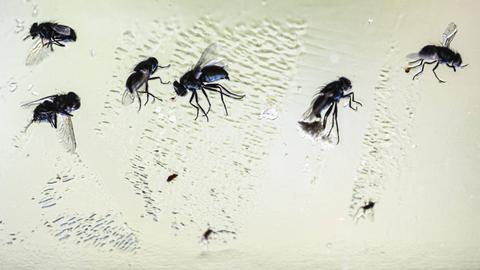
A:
[123,57,170,111]
[173,44,245,121]
[23,22,76,51]
[298,77,362,144]
[353,200,376,223]
[200,228,236,243]
[405,22,468,83]
[22,92,81,152]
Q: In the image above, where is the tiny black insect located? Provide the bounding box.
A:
[298,77,362,144]
[166,173,178,182]
[22,92,81,152]
[353,200,376,223]
[405,22,467,83]
[23,22,76,51]
[123,57,170,111]
[173,44,245,121]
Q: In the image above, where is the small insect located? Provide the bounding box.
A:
[298,77,362,144]
[123,57,170,111]
[23,22,76,51]
[166,173,178,182]
[173,44,245,121]
[353,200,376,223]
[405,22,468,83]
[22,92,81,152]
[200,228,236,243]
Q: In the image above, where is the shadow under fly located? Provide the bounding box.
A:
[298,77,361,144]
[123,57,170,111]
[22,92,81,153]
[173,44,245,121]
[405,22,468,83]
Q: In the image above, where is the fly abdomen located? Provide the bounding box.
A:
[418,45,439,59]
[200,66,229,83]
[126,71,147,93]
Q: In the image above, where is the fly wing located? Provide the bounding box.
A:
[121,89,135,105]
[21,95,57,107]
[52,24,72,36]
[25,38,52,66]
[441,22,457,47]
[301,92,325,120]
[193,43,225,79]
[58,114,77,153]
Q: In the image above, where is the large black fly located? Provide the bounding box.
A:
[405,22,468,83]
[298,77,362,144]
[23,22,76,51]
[173,44,245,121]
[123,57,170,111]
[22,92,81,152]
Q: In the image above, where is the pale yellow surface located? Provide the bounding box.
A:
[0,0,479,269]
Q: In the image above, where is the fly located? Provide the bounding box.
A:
[123,57,170,111]
[298,77,362,144]
[22,92,81,152]
[173,44,245,121]
[405,22,468,83]
[23,22,76,51]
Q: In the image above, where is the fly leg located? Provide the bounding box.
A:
[412,60,436,80]
[138,81,162,105]
[343,92,362,110]
[432,61,446,83]
[322,103,334,129]
[189,92,200,120]
[194,91,209,122]
[200,88,212,115]
[204,85,229,115]
[52,38,65,47]
[334,103,340,144]
[326,103,336,138]
[208,83,245,99]
[149,76,170,85]
[136,90,142,112]
[408,58,423,65]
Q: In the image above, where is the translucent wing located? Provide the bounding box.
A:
[58,115,77,153]
[121,89,135,105]
[21,95,57,107]
[441,22,457,47]
[193,43,225,79]
[302,93,325,120]
[26,38,52,66]
[52,24,72,36]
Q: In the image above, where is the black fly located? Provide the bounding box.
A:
[298,77,361,144]
[22,92,81,152]
[123,57,170,111]
[405,22,468,83]
[23,22,76,51]
[173,44,245,121]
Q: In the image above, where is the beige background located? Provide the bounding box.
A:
[0,0,479,269]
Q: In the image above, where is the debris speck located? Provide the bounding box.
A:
[259,106,278,120]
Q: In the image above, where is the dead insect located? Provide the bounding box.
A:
[23,22,76,51]
[353,200,376,223]
[405,22,468,83]
[298,77,362,144]
[22,92,81,152]
[166,173,178,182]
[123,57,170,111]
[173,44,245,121]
